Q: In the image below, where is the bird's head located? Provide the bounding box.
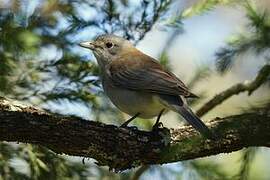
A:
[79,34,134,68]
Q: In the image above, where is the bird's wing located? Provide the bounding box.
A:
[107,51,197,97]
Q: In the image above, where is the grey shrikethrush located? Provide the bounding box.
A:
[79,34,214,138]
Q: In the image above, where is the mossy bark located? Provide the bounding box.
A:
[1,97,270,171]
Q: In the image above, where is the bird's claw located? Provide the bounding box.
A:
[120,125,138,131]
[129,126,138,131]
[152,122,163,131]
[119,124,127,128]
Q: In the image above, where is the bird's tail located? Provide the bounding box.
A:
[177,106,215,139]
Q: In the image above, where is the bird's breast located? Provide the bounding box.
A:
[102,78,166,119]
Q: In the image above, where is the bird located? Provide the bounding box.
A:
[79,34,214,138]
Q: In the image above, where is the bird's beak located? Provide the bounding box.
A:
[79,41,95,50]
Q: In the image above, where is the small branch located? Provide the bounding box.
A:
[196,64,270,117]
[1,97,270,171]
[132,165,150,180]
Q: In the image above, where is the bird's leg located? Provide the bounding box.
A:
[152,109,165,130]
[120,112,140,127]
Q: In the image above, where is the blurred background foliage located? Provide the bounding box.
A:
[0,0,270,179]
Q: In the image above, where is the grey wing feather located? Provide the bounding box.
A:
[177,106,214,138]
[159,94,214,139]
[109,66,194,97]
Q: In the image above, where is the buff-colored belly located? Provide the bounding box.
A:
[103,81,166,119]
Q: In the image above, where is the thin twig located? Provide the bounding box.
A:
[196,64,270,117]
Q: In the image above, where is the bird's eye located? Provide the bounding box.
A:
[105,42,113,48]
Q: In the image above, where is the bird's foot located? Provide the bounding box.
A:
[120,124,138,131]
[119,113,140,129]
[120,123,127,128]
[152,122,163,131]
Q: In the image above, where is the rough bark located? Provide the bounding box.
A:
[0,97,270,171]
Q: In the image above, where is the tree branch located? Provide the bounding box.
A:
[132,165,150,180]
[196,64,270,117]
[1,97,270,171]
